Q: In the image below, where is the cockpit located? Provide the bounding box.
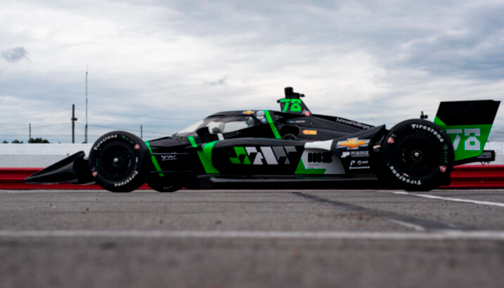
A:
[176,115,260,135]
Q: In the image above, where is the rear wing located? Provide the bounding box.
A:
[434,100,500,165]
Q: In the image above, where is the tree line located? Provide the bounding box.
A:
[2,138,50,144]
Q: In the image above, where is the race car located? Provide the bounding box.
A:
[25,87,500,192]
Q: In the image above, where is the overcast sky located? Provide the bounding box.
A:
[0,0,503,143]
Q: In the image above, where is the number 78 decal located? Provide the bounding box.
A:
[279,99,302,112]
[446,128,480,151]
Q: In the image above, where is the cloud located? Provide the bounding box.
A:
[0,0,503,143]
[393,4,504,80]
[1,46,29,63]
[206,76,227,86]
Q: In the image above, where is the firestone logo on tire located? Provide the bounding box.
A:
[410,124,444,143]
[93,135,118,150]
[389,165,422,185]
[114,170,138,187]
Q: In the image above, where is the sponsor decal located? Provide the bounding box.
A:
[93,134,117,150]
[349,166,370,170]
[335,117,373,130]
[341,151,370,158]
[302,129,317,135]
[304,111,311,116]
[349,160,370,170]
[387,137,395,144]
[261,118,267,123]
[308,152,332,163]
[121,135,134,144]
[134,144,140,150]
[337,138,370,150]
[296,148,345,174]
[230,146,298,165]
[161,154,177,161]
[440,166,447,173]
[92,171,98,177]
[353,151,369,157]
[476,151,493,159]
[389,165,422,185]
[443,144,449,164]
[287,120,306,124]
[411,124,444,143]
[256,110,265,116]
[243,110,255,115]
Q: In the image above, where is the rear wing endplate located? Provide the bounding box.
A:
[434,100,500,165]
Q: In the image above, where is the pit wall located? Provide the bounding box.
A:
[0,143,503,190]
[0,144,92,168]
[0,142,503,168]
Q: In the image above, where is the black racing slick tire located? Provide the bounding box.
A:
[379,119,454,191]
[88,131,149,193]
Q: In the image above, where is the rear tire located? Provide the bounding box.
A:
[379,119,454,191]
[89,131,149,193]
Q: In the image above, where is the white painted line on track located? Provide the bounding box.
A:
[388,219,426,232]
[1,230,504,240]
[377,190,504,208]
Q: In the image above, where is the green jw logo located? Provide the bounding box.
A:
[230,147,251,165]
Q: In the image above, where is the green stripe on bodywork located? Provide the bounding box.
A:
[188,136,219,173]
[198,141,219,173]
[145,141,165,177]
[264,110,281,139]
[188,136,198,148]
[294,159,325,174]
[434,117,493,161]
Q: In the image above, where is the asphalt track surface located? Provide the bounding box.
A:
[1,189,504,288]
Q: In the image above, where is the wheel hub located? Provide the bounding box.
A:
[396,134,438,177]
[412,150,423,161]
[102,145,132,177]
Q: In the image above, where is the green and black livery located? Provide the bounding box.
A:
[26,87,500,192]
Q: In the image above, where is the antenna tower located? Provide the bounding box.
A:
[85,66,88,143]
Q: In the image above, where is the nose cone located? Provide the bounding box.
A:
[25,151,93,184]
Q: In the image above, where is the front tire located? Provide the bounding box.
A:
[378,119,454,191]
[89,131,149,193]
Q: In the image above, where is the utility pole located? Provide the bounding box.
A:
[84,66,88,143]
[71,104,78,143]
[29,123,31,142]
[141,125,143,139]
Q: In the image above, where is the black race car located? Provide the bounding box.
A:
[26,87,500,192]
